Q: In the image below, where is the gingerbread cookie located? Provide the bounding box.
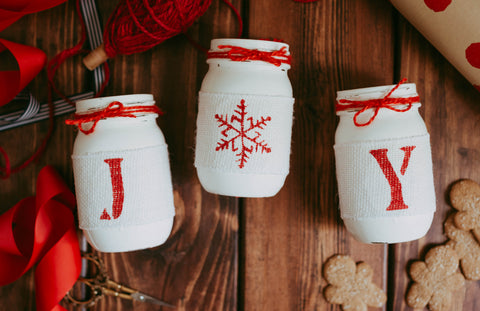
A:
[323,255,386,311]
[444,214,480,280]
[450,179,480,240]
[406,245,465,311]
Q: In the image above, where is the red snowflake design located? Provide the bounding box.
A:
[215,99,272,168]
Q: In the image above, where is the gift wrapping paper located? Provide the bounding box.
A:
[390,0,480,91]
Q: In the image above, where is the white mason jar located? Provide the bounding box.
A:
[334,83,435,244]
[71,94,175,252]
[195,38,295,197]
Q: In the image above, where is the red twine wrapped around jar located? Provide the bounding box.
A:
[335,79,420,127]
[65,101,163,134]
[207,45,291,66]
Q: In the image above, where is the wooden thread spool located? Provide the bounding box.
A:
[83,43,108,71]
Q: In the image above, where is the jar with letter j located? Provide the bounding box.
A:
[67,94,175,252]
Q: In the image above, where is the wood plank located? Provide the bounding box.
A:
[242,1,394,310]
[0,0,242,309]
[390,10,480,311]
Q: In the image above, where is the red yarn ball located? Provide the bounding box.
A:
[104,0,213,58]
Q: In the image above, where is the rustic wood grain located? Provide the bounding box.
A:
[2,0,480,310]
[242,1,394,310]
[389,9,480,311]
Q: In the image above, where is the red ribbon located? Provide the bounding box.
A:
[0,166,81,311]
[207,44,292,66]
[0,38,48,178]
[0,0,67,32]
[0,39,46,108]
[335,78,420,127]
[0,0,98,179]
[0,0,68,107]
[65,101,163,135]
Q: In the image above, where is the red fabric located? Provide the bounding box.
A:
[0,166,81,311]
[103,0,213,58]
[400,146,416,175]
[0,0,71,179]
[336,79,420,127]
[0,39,48,179]
[215,99,272,169]
[207,45,291,67]
[0,40,49,179]
[0,0,67,32]
[65,101,163,134]
[0,39,46,108]
[103,158,125,220]
[369,146,416,211]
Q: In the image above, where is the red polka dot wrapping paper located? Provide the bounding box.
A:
[390,0,480,92]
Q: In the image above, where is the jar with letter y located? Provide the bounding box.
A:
[195,38,295,197]
[334,80,435,243]
[67,94,175,252]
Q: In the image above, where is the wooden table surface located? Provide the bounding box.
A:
[1,0,479,310]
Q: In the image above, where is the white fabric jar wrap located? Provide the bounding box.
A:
[70,94,175,252]
[195,92,294,174]
[73,144,175,230]
[334,134,435,219]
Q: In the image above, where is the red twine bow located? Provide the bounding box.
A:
[335,79,420,127]
[207,45,292,66]
[65,101,163,135]
[0,166,81,311]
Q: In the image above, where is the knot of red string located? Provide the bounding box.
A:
[207,45,291,66]
[335,79,420,127]
[65,101,163,135]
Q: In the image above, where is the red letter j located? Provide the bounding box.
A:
[100,158,124,220]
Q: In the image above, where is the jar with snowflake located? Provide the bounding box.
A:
[195,39,295,197]
[334,81,435,244]
[67,94,175,252]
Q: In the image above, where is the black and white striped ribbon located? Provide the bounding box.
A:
[80,0,105,94]
[0,92,94,131]
[0,0,104,132]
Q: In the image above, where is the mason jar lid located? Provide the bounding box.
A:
[207,38,291,69]
[75,94,155,114]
